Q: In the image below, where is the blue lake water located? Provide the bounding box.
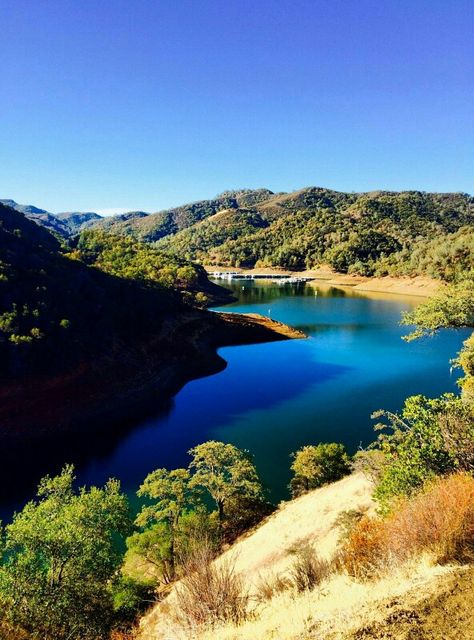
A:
[73,279,468,504]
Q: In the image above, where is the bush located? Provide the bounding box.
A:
[371,394,472,511]
[174,543,249,630]
[290,443,351,497]
[289,542,331,592]
[112,576,156,627]
[340,472,474,579]
[255,572,292,602]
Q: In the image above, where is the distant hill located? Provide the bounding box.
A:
[55,211,102,233]
[98,189,276,242]
[153,188,474,281]
[5,187,473,281]
[0,199,71,237]
[0,199,104,238]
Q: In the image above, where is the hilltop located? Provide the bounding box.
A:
[5,188,473,282]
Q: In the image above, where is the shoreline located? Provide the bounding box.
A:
[0,309,304,445]
[204,266,440,298]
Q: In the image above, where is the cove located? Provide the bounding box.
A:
[70,280,469,503]
[1,280,469,517]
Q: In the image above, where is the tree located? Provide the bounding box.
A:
[401,281,474,402]
[188,441,263,528]
[401,280,474,341]
[371,394,473,511]
[0,465,131,640]
[290,443,351,497]
[134,468,198,580]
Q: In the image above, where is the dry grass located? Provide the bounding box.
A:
[197,560,456,640]
[255,572,292,602]
[289,543,332,592]
[340,472,474,578]
[138,474,375,638]
[137,473,474,640]
[171,544,249,633]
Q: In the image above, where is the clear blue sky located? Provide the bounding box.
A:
[1,0,473,213]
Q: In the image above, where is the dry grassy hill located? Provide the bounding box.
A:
[137,473,474,640]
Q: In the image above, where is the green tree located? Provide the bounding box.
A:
[188,441,263,528]
[0,465,131,640]
[401,280,474,341]
[290,443,351,497]
[371,394,473,511]
[134,468,198,580]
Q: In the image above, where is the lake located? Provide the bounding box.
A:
[1,279,468,516]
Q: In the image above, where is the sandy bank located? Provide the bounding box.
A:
[205,266,440,298]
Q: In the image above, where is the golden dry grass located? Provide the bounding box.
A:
[139,473,374,638]
[137,473,474,640]
[341,472,474,578]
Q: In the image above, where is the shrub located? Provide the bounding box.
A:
[371,394,471,511]
[174,543,249,630]
[255,572,292,602]
[340,472,474,579]
[112,576,156,627]
[337,516,387,580]
[289,543,331,592]
[290,443,351,497]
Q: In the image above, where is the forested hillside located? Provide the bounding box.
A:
[0,202,293,438]
[0,203,197,379]
[154,188,473,280]
[97,189,275,242]
[7,188,472,281]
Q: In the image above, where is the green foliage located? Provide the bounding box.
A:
[135,468,197,530]
[133,468,202,581]
[75,229,202,291]
[111,575,155,627]
[457,334,474,401]
[0,466,131,640]
[290,443,351,497]
[402,280,474,340]
[401,281,474,401]
[188,441,264,526]
[126,522,174,583]
[157,209,269,263]
[128,443,267,584]
[371,394,474,511]
[148,188,473,278]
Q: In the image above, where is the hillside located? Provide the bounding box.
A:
[6,188,473,282]
[0,203,297,440]
[0,199,102,237]
[155,188,474,280]
[139,474,474,640]
[98,189,275,242]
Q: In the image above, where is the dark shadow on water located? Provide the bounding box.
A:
[0,342,351,521]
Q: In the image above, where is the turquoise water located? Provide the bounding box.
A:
[75,279,468,503]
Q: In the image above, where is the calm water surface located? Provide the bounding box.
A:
[2,280,469,516]
[79,280,467,502]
